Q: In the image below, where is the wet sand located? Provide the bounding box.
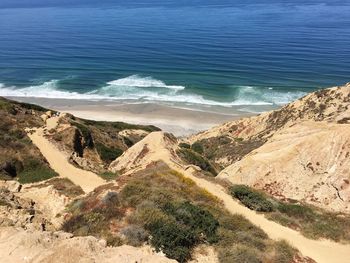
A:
[8,97,264,136]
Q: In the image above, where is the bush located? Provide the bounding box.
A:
[179,142,191,149]
[218,245,262,263]
[18,158,57,184]
[147,219,197,262]
[62,191,125,241]
[95,142,123,163]
[139,201,219,262]
[277,203,315,221]
[121,225,149,246]
[123,136,134,147]
[99,171,119,181]
[273,240,296,263]
[42,178,84,198]
[105,233,124,247]
[81,119,160,132]
[230,185,274,212]
[0,99,14,113]
[176,148,217,176]
[17,101,49,112]
[163,201,219,242]
[128,202,170,226]
[191,142,204,154]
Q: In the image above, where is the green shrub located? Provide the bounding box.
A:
[140,201,219,262]
[62,191,124,240]
[17,101,49,112]
[95,142,123,162]
[163,201,219,242]
[0,99,13,113]
[81,119,160,132]
[99,171,119,181]
[176,148,217,176]
[40,178,84,198]
[18,158,57,184]
[277,203,315,221]
[147,219,197,262]
[273,240,296,263]
[218,245,262,263]
[191,142,204,154]
[123,136,134,147]
[105,233,124,247]
[230,185,274,212]
[179,142,191,149]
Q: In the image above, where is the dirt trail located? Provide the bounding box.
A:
[27,117,105,193]
[177,166,350,263]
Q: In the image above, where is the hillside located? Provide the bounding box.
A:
[187,83,350,213]
[0,83,350,263]
[188,83,350,168]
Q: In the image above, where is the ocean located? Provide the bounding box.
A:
[0,1,350,113]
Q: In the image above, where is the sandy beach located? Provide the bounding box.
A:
[9,97,266,136]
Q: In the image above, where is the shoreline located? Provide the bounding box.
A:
[8,97,262,136]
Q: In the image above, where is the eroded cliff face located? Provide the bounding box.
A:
[189,83,350,168]
[218,121,350,213]
[189,83,350,213]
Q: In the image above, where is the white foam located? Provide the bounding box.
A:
[234,85,306,106]
[0,79,306,108]
[107,75,185,90]
[0,80,105,100]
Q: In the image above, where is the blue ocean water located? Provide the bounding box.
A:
[0,1,349,111]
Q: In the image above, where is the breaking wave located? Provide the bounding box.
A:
[0,76,306,107]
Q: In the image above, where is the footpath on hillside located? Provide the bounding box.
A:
[28,117,350,263]
[27,115,105,193]
[178,165,350,263]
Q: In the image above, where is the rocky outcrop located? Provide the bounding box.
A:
[0,227,176,263]
[0,179,77,231]
[0,181,53,231]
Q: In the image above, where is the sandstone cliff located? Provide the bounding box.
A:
[189,83,350,213]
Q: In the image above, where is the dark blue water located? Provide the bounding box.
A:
[0,1,350,110]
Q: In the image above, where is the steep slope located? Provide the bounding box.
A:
[218,121,350,213]
[106,129,350,263]
[0,98,58,183]
[189,83,350,168]
[50,114,160,173]
[212,84,350,213]
[27,122,106,193]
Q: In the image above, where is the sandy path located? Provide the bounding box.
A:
[177,168,350,263]
[27,118,105,193]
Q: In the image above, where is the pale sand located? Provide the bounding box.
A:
[10,97,259,136]
[27,115,106,193]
